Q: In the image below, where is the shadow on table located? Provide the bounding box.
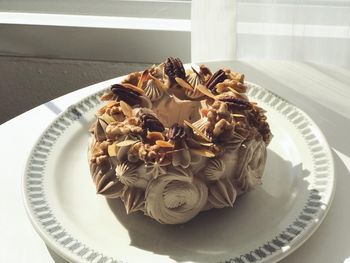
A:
[106,150,317,263]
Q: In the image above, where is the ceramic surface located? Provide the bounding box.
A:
[23,81,335,263]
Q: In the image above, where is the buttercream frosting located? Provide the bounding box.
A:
[87,58,272,224]
[145,170,208,224]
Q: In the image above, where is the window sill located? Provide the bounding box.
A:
[0,12,191,63]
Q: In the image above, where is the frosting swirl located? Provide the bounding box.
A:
[208,178,237,208]
[185,72,205,99]
[145,169,208,224]
[234,139,267,193]
[202,158,226,181]
[143,79,164,102]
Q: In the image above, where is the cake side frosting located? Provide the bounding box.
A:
[88,58,272,224]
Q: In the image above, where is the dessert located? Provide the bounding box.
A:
[88,58,272,224]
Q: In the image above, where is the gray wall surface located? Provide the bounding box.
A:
[0,56,150,124]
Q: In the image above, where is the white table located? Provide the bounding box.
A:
[1,60,350,263]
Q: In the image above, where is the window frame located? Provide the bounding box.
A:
[0,0,191,63]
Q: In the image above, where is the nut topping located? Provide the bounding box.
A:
[168,123,186,141]
[218,96,252,111]
[164,57,186,82]
[141,113,165,132]
[146,131,165,144]
[122,71,141,86]
[111,84,141,106]
[199,65,212,82]
[206,69,227,92]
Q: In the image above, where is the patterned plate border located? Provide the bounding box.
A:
[23,82,335,263]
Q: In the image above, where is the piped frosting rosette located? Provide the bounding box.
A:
[234,138,267,194]
[145,167,208,224]
[88,57,272,224]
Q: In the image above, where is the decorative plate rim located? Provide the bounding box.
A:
[22,79,336,263]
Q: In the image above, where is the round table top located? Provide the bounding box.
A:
[1,60,350,263]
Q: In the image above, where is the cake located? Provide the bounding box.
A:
[88,57,272,224]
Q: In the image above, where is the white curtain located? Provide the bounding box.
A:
[191,0,350,68]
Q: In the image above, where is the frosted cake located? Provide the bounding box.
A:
[88,58,272,224]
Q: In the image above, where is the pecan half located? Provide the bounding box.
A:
[168,123,186,141]
[111,84,141,106]
[218,96,252,111]
[141,114,165,132]
[164,57,186,82]
[206,69,227,92]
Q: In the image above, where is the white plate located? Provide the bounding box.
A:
[23,80,335,263]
